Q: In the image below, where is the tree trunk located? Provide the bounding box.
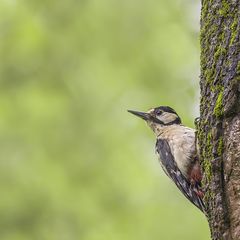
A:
[198,0,240,239]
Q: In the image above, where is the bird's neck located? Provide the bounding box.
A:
[147,122,168,136]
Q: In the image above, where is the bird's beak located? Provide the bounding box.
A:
[127,110,150,121]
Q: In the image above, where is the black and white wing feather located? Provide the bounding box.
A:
[156,138,204,212]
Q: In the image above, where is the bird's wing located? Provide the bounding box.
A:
[156,138,205,212]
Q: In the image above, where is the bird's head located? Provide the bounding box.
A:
[128,106,181,135]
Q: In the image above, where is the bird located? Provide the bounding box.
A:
[128,106,204,212]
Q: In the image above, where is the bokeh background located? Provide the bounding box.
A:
[0,0,210,239]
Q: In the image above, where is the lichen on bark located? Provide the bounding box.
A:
[199,0,240,239]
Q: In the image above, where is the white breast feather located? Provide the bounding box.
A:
[160,126,196,178]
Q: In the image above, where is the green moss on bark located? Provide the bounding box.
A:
[200,0,239,236]
[218,0,230,16]
[214,91,224,117]
[217,137,224,155]
[230,17,238,46]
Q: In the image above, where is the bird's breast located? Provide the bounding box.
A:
[158,126,196,178]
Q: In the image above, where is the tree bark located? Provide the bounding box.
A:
[199,0,240,239]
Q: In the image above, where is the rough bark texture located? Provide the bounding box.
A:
[199,0,240,239]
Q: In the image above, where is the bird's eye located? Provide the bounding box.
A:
[155,109,162,115]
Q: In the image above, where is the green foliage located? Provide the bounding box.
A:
[0,0,209,240]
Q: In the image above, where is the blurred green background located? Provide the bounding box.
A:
[0,0,209,239]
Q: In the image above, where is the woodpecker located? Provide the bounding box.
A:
[128,106,204,212]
